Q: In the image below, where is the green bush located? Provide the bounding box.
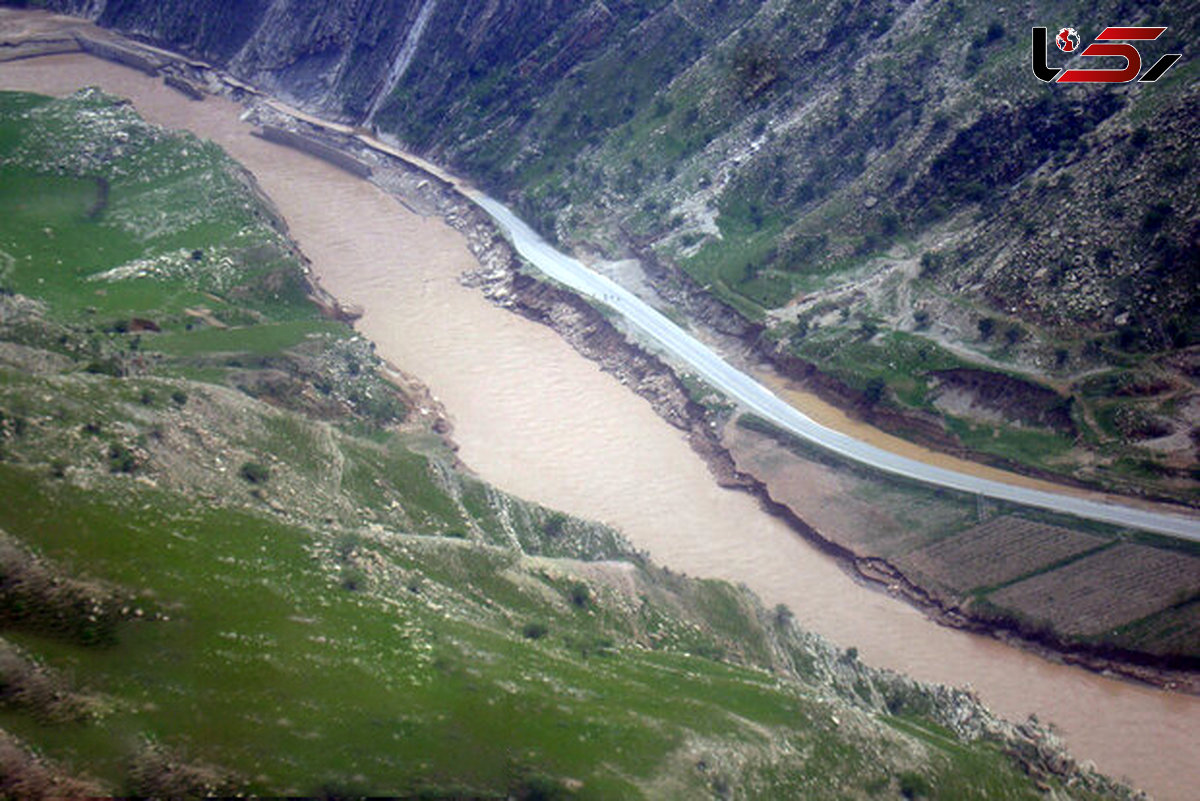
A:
[239,461,270,484]
[918,252,943,277]
[568,582,590,608]
[85,358,123,377]
[863,378,886,406]
[340,567,367,592]
[522,621,549,640]
[108,443,137,474]
[542,513,567,538]
[1141,202,1172,234]
[899,771,931,799]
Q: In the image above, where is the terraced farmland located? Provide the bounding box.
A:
[897,517,1110,594]
[729,412,1200,670]
[989,545,1200,637]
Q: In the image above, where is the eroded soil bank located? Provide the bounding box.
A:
[2,18,1198,799]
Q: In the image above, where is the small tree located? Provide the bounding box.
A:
[542,513,567,538]
[977,317,995,341]
[522,621,549,640]
[863,377,887,406]
[568,582,591,608]
[1141,201,1172,233]
[239,461,270,484]
[918,252,943,277]
[108,443,137,474]
[899,771,932,799]
[341,567,367,592]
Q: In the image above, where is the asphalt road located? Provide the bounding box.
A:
[470,193,1200,542]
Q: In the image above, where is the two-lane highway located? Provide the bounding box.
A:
[470,193,1200,542]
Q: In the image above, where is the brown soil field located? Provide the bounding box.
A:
[1108,599,1200,657]
[989,544,1200,637]
[896,517,1110,593]
[721,421,977,558]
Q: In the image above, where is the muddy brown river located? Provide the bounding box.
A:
[2,43,1198,800]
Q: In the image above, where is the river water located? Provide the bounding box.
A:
[2,49,1197,800]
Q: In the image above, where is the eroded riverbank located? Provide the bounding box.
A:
[1,17,1198,799]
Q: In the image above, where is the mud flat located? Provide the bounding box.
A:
[2,24,1199,800]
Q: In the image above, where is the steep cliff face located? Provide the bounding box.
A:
[37,0,1200,496]
[47,0,614,121]
[60,0,277,61]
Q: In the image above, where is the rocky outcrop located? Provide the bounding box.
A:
[928,368,1075,434]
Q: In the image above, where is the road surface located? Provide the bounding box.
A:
[469,194,1200,542]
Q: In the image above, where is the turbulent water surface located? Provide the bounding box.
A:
[2,51,1198,800]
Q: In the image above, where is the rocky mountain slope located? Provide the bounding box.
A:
[34,0,1198,501]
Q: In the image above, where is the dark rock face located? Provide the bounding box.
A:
[72,0,276,61]
[49,0,610,124]
[226,0,424,116]
[928,368,1076,434]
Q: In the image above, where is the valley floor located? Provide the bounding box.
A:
[0,9,1198,799]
